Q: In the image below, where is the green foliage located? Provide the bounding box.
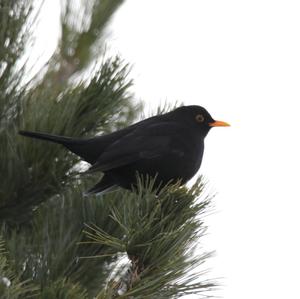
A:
[3,184,126,297]
[0,0,33,125]
[85,178,214,298]
[0,0,139,223]
[39,279,88,299]
[0,238,38,298]
[60,0,125,72]
[2,179,214,298]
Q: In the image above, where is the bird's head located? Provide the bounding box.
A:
[173,105,230,137]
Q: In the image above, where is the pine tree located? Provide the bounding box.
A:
[0,1,215,298]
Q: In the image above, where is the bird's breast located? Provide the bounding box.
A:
[139,136,204,183]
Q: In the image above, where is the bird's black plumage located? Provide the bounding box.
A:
[19,105,229,194]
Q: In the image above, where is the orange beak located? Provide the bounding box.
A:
[209,120,230,127]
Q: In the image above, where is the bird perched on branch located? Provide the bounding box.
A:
[19,105,229,195]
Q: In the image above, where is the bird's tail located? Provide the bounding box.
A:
[19,130,100,163]
[19,130,76,145]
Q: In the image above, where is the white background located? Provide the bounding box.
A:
[34,1,300,298]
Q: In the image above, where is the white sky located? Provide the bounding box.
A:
[34,1,300,298]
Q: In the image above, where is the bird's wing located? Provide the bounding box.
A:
[88,122,185,173]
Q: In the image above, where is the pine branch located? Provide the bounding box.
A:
[35,0,125,90]
[0,0,139,222]
[85,178,216,298]
[0,55,138,223]
[0,237,38,298]
[0,0,36,125]
[60,0,125,73]
[2,183,130,297]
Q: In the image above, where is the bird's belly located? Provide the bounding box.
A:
[110,149,203,189]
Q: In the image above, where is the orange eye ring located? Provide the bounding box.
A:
[195,114,204,123]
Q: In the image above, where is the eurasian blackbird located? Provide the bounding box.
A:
[19,105,229,194]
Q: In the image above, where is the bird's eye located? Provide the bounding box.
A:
[195,114,205,123]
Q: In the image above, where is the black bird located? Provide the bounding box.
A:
[19,105,229,194]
